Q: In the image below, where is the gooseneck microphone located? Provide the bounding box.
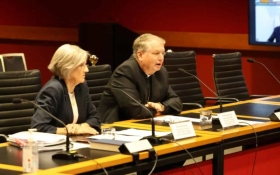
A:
[108,87,159,144]
[247,58,280,84]
[12,98,76,160]
[177,68,225,112]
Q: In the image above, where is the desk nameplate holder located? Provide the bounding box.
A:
[218,111,239,131]
[119,139,155,163]
[269,108,280,122]
[169,120,196,141]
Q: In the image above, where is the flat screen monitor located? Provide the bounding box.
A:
[249,0,280,46]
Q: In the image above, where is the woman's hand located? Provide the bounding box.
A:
[76,123,99,135]
[66,124,81,135]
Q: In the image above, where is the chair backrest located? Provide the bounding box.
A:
[1,53,27,72]
[0,70,42,135]
[0,57,4,72]
[85,65,112,108]
[164,51,205,110]
[213,52,250,101]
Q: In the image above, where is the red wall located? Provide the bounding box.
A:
[0,0,279,96]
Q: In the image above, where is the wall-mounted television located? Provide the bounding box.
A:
[249,0,280,46]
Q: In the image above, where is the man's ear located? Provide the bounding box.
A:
[137,51,143,61]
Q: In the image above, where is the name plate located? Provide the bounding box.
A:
[169,120,196,140]
[119,139,153,154]
[274,111,280,120]
[218,111,238,128]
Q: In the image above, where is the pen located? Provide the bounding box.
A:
[75,139,90,143]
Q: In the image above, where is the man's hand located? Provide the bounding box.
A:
[145,102,165,113]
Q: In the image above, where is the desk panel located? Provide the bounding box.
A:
[211,103,280,118]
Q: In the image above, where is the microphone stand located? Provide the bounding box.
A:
[247,58,280,84]
[109,87,159,144]
[177,68,223,112]
[247,58,280,121]
[12,98,78,160]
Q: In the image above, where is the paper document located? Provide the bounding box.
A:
[88,134,143,142]
[9,131,66,145]
[238,119,265,126]
[71,142,90,150]
[154,115,202,123]
[114,129,170,137]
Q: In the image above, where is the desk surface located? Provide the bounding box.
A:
[1,95,280,175]
[0,128,220,175]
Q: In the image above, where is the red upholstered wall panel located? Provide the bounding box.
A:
[0,0,279,96]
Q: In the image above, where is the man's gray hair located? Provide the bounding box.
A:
[48,44,89,79]
[132,33,166,58]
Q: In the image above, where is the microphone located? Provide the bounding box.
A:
[247,58,280,121]
[12,98,79,160]
[247,58,280,84]
[106,86,159,144]
[177,68,225,112]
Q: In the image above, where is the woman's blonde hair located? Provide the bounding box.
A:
[48,44,89,79]
[132,33,165,58]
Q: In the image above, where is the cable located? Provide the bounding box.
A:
[183,165,197,175]
[173,141,204,175]
[0,134,8,141]
[92,159,109,175]
[238,121,258,175]
[159,138,202,175]
[147,150,158,175]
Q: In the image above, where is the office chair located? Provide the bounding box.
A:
[1,53,27,72]
[213,52,268,101]
[0,70,42,136]
[164,51,235,111]
[85,64,112,108]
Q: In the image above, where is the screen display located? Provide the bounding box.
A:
[249,0,280,46]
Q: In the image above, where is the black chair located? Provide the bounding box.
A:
[0,70,42,136]
[85,65,112,108]
[1,53,27,72]
[213,52,268,101]
[164,51,228,110]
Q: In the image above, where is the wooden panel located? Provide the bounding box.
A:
[0,25,279,52]
[135,30,280,51]
[0,25,78,42]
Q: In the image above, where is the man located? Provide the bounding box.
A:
[98,33,182,123]
[268,26,280,43]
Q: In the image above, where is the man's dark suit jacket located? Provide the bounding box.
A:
[98,56,183,123]
[31,77,101,133]
[268,26,280,43]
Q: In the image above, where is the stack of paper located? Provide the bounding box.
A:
[8,131,69,152]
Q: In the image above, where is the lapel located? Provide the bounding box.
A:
[58,77,74,124]
[74,84,84,123]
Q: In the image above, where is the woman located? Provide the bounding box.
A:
[31,44,100,135]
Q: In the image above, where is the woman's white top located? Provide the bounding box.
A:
[68,92,79,124]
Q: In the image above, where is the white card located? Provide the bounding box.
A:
[274,111,280,120]
[124,139,153,153]
[218,111,239,128]
[169,120,196,140]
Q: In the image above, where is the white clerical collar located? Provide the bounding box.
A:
[146,74,151,78]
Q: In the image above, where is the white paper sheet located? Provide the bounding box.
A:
[238,119,265,126]
[87,134,143,142]
[154,115,201,123]
[114,129,170,137]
